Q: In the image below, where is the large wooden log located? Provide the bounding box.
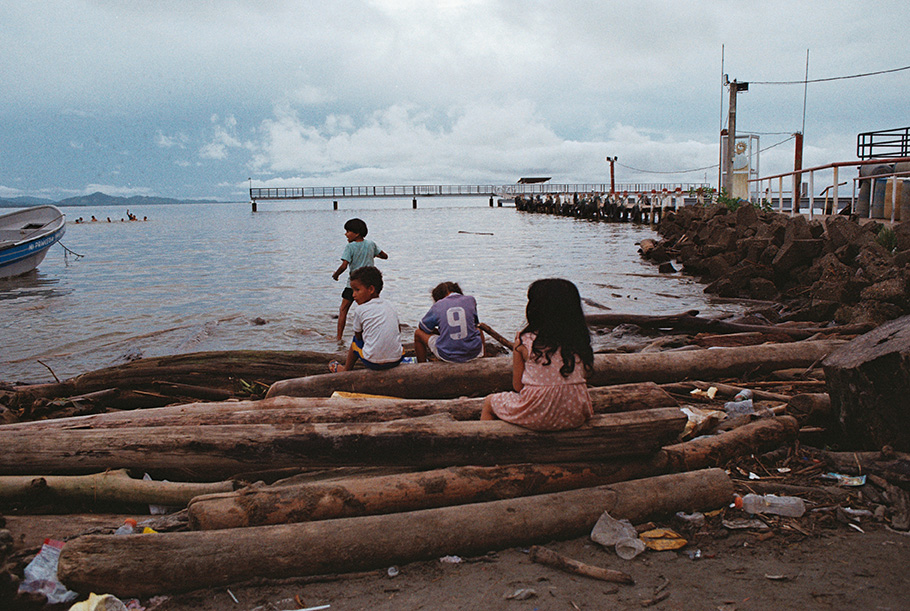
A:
[58,469,733,597]
[188,415,798,531]
[187,461,660,530]
[823,315,910,451]
[267,340,845,399]
[585,310,872,339]
[0,409,687,479]
[0,469,232,506]
[659,416,799,471]
[10,350,337,405]
[1,382,677,431]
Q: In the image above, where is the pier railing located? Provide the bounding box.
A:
[749,156,910,221]
[857,126,910,160]
[249,182,709,201]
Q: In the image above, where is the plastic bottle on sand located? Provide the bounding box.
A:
[114,518,138,535]
[736,493,805,517]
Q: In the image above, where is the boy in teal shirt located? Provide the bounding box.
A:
[332,218,388,340]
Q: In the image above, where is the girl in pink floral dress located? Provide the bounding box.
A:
[481,278,594,431]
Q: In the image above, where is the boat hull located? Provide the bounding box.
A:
[0,206,66,279]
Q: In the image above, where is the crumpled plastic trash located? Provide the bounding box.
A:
[639,528,688,551]
[505,588,537,600]
[18,539,79,605]
[821,472,867,487]
[675,511,706,527]
[590,511,645,559]
[69,593,129,611]
[690,386,717,399]
[723,398,754,416]
[680,406,726,440]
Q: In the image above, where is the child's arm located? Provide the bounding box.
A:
[332,260,349,281]
[377,250,388,260]
[511,343,527,392]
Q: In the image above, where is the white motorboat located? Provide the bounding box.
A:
[0,205,66,278]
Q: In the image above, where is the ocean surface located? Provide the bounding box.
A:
[1,197,748,383]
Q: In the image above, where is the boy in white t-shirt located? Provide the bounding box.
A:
[330,266,403,372]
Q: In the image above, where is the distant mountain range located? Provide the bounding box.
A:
[0,192,225,208]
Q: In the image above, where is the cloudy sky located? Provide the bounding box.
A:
[1,1,907,201]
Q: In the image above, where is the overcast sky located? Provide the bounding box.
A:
[1,1,907,201]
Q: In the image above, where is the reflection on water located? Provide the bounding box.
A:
[0,199,747,383]
[0,269,69,301]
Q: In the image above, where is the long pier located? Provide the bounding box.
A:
[249,182,708,203]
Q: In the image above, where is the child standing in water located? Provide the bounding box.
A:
[332,218,388,340]
[481,278,594,431]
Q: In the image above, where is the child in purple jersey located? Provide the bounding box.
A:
[414,281,485,363]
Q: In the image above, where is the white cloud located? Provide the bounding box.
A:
[1,1,907,199]
[155,130,189,149]
[0,185,24,198]
[249,101,727,188]
[199,114,243,160]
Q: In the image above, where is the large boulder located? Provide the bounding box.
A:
[824,315,910,451]
[855,243,896,283]
[894,221,910,253]
[808,253,867,303]
[825,215,874,251]
[771,239,824,274]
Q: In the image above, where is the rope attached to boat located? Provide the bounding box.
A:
[59,242,84,260]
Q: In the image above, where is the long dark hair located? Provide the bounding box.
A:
[520,278,593,377]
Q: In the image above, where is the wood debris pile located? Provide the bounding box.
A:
[1,313,908,604]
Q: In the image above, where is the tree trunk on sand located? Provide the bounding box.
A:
[188,416,797,531]
[823,315,910,452]
[0,469,232,506]
[57,469,733,597]
[10,350,336,406]
[787,393,831,423]
[187,461,661,530]
[267,340,844,399]
[3,382,677,431]
[585,311,872,339]
[659,416,799,472]
[0,409,687,479]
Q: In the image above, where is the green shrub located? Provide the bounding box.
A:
[876,226,897,252]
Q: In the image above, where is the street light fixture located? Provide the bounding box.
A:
[606,156,618,195]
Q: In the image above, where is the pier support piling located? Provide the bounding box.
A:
[412,198,417,209]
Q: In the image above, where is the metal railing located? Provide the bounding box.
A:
[249,182,709,201]
[749,157,910,221]
[857,126,910,160]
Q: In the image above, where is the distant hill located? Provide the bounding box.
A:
[0,196,57,208]
[0,192,225,208]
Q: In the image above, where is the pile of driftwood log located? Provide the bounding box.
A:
[2,312,909,603]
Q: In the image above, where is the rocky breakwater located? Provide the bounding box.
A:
[640,204,910,326]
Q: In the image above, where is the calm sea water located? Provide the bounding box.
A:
[1,198,747,383]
